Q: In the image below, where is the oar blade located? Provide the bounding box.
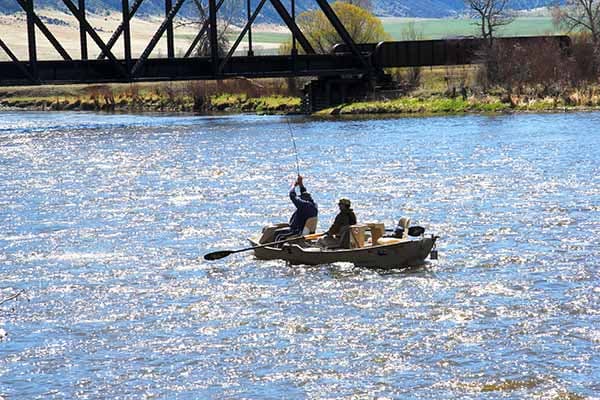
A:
[204,250,234,261]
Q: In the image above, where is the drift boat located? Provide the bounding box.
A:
[249,220,438,269]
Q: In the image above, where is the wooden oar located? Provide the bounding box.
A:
[204,232,325,261]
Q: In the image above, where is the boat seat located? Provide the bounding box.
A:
[263,223,289,232]
[259,223,289,244]
[397,217,410,239]
[302,217,318,235]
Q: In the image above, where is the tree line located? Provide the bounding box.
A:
[463,0,599,93]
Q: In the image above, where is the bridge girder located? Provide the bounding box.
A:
[0,0,373,85]
[0,0,571,86]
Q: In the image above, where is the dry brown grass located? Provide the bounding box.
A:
[0,78,304,112]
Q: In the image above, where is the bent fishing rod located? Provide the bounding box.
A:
[285,117,301,176]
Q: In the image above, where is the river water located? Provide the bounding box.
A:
[0,111,598,399]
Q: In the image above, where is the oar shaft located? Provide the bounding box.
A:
[238,232,324,253]
[204,232,325,261]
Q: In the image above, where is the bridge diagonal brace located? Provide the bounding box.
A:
[183,0,225,58]
[218,0,267,74]
[97,0,146,60]
[165,0,175,57]
[269,0,315,54]
[61,0,129,78]
[184,20,209,58]
[314,0,371,72]
[15,0,72,61]
[130,0,186,77]
[0,37,38,83]
[208,0,218,67]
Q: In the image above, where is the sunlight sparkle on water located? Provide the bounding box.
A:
[0,111,598,398]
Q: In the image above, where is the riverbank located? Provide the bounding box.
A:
[315,89,600,116]
[0,81,301,114]
[2,80,600,115]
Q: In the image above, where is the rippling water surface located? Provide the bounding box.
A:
[0,111,598,398]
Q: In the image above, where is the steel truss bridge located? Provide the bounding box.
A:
[0,0,570,86]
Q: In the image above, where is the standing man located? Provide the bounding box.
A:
[274,175,318,242]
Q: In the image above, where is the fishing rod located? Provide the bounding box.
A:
[285,117,301,176]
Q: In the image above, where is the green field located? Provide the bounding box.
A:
[178,17,564,51]
[382,17,562,40]
[178,31,290,44]
[219,31,292,44]
[237,17,561,44]
[239,31,291,44]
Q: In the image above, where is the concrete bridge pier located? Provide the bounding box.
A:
[301,73,395,113]
[302,75,371,113]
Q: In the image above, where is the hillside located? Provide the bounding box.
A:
[0,0,559,19]
[375,0,558,17]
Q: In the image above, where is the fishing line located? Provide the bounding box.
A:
[286,117,301,176]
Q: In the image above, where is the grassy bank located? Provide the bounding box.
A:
[318,96,508,115]
[2,68,599,116]
[209,93,300,113]
[0,80,301,114]
[3,82,600,116]
[315,63,600,115]
[316,89,600,116]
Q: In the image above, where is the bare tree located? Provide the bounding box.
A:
[176,0,242,56]
[193,14,227,56]
[552,0,600,43]
[401,21,423,87]
[465,0,514,45]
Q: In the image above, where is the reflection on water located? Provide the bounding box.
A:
[0,111,598,398]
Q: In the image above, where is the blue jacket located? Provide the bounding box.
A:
[289,186,318,233]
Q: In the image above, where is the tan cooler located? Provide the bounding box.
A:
[349,224,367,248]
[366,223,385,245]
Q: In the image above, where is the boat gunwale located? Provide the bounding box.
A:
[249,235,437,255]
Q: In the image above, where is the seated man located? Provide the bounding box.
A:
[274,175,318,243]
[318,198,357,249]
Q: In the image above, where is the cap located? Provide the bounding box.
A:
[338,198,351,207]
